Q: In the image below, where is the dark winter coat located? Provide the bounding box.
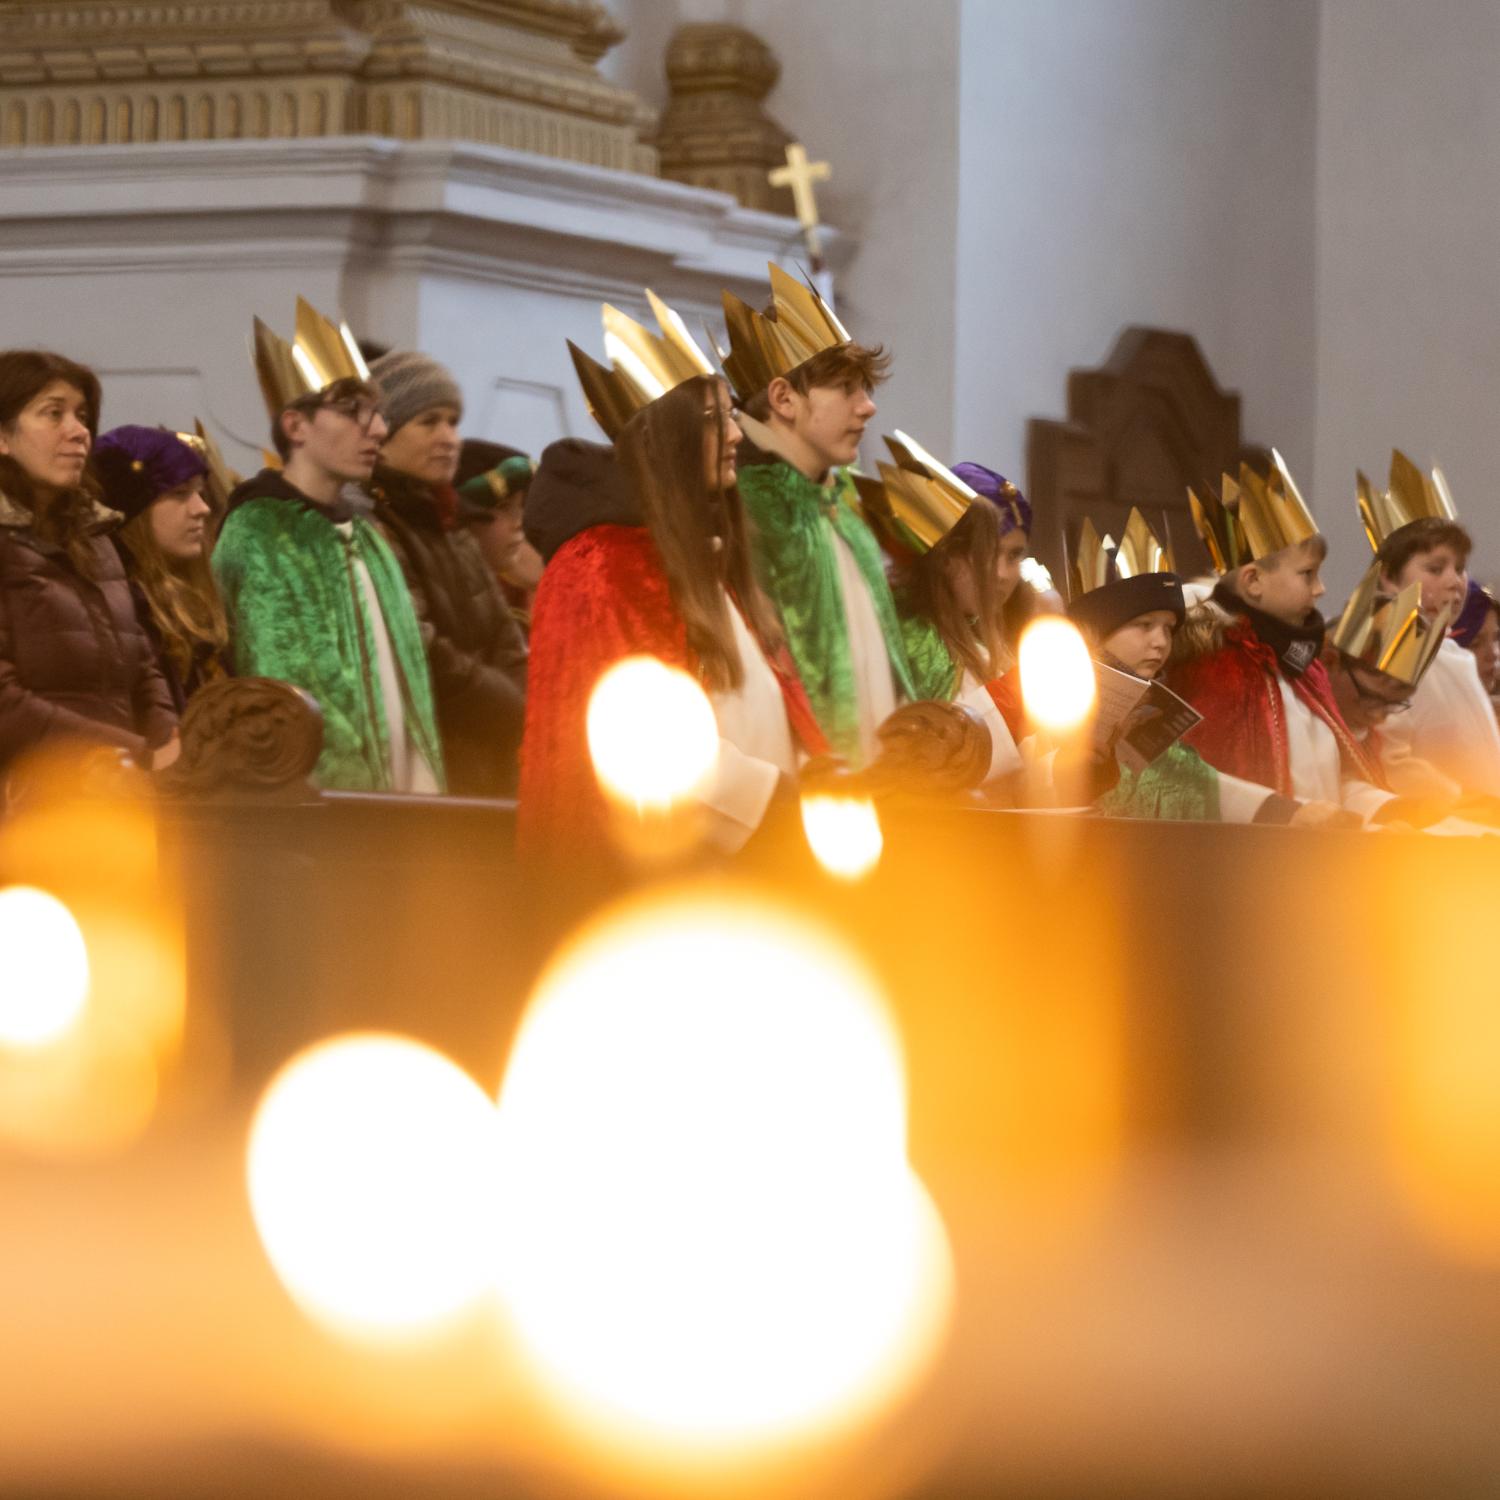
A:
[371,465,528,796]
[0,490,178,769]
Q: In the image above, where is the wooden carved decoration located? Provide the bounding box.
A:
[1026,328,1271,589]
[654,23,794,213]
[158,678,324,800]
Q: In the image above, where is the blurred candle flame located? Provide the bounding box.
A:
[493,889,952,1459]
[801,793,884,881]
[246,1033,501,1342]
[587,656,720,812]
[0,885,90,1050]
[1019,616,1097,735]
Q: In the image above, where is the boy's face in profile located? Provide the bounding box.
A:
[1240,539,1326,627]
[1387,542,1468,620]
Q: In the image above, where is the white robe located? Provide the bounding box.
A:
[954,668,1023,783]
[338,522,439,796]
[1276,677,1391,821]
[703,597,801,852]
[1376,637,1500,798]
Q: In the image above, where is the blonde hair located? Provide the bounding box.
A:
[120,509,228,681]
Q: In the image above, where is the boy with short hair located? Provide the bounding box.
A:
[213,300,443,793]
[1363,453,1500,796]
[722,265,928,765]
[1167,458,1394,821]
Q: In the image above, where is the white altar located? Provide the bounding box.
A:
[0,135,812,467]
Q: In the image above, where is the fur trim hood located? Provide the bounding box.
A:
[1171,595,1235,664]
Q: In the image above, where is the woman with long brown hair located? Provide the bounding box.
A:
[0,350,178,773]
[93,425,231,713]
[519,353,827,861]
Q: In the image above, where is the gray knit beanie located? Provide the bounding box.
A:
[368,349,464,436]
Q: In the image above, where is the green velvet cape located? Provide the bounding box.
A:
[1096,741,1221,821]
[213,493,445,792]
[737,459,919,761]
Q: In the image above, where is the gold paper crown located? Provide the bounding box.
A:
[1071,508,1174,598]
[252,296,371,421]
[567,290,717,441]
[856,431,978,555]
[1356,449,1460,553]
[719,262,853,404]
[1331,562,1453,688]
[174,420,240,508]
[1188,450,1318,573]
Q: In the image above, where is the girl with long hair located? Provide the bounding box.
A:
[861,453,1026,787]
[519,366,827,862]
[0,350,178,773]
[93,426,230,713]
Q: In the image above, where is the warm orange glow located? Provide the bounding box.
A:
[0,765,186,1157]
[801,793,884,880]
[586,655,720,811]
[1018,616,1097,735]
[494,889,952,1458]
[0,885,90,1049]
[247,1034,500,1341]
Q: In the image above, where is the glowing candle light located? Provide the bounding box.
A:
[0,885,90,1050]
[494,891,952,1457]
[800,792,884,881]
[1019,616,1097,736]
[246,1034,500,1342]
[586,656,720,811]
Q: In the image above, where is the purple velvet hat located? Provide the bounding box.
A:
[950,461,1032,536]
[93,426,207,521]
[1451,578,1499,649]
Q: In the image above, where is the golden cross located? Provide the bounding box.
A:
[769,142,831,264]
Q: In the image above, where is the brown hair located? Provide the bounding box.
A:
[739,342,891,422]
[615,376,783,693]
[270,376,382,460]
[901,503,1009,682]
[0,349,107,578]
[1377,516,1472,579]
[119,508,229,683]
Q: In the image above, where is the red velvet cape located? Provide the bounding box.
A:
[1166,617,1383,795]
[517,524,826,861]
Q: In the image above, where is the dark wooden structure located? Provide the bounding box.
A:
[1026,327,1270,591]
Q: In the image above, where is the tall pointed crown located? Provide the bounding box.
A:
[1331,561,1453,688]
[175,420,240,508]
[1188,450,1318,573]
[252,296,371,420]
[857,431,979,556]
[1356,448,1461,553]
[1071,508,1174,599]
[567,289,717,441]
[719,262,853,404]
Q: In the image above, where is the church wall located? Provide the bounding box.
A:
[1314,0,1500,596]
[603,0,963,455]
[952,0,1319,513]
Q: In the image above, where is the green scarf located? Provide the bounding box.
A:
[738,460,917,760]
[213,495,446,792]
[1096,741,1221,822]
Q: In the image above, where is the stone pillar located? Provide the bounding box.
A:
[653,22,794,214]
[0,0,657,172]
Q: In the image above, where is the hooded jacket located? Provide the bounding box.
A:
[370,464,527,797]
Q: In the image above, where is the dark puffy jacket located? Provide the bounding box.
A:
[0,491,178,769]
[370,466,528,797]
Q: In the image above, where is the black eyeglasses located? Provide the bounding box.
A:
[322,398,383,432]
[1350,672,1412,714]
